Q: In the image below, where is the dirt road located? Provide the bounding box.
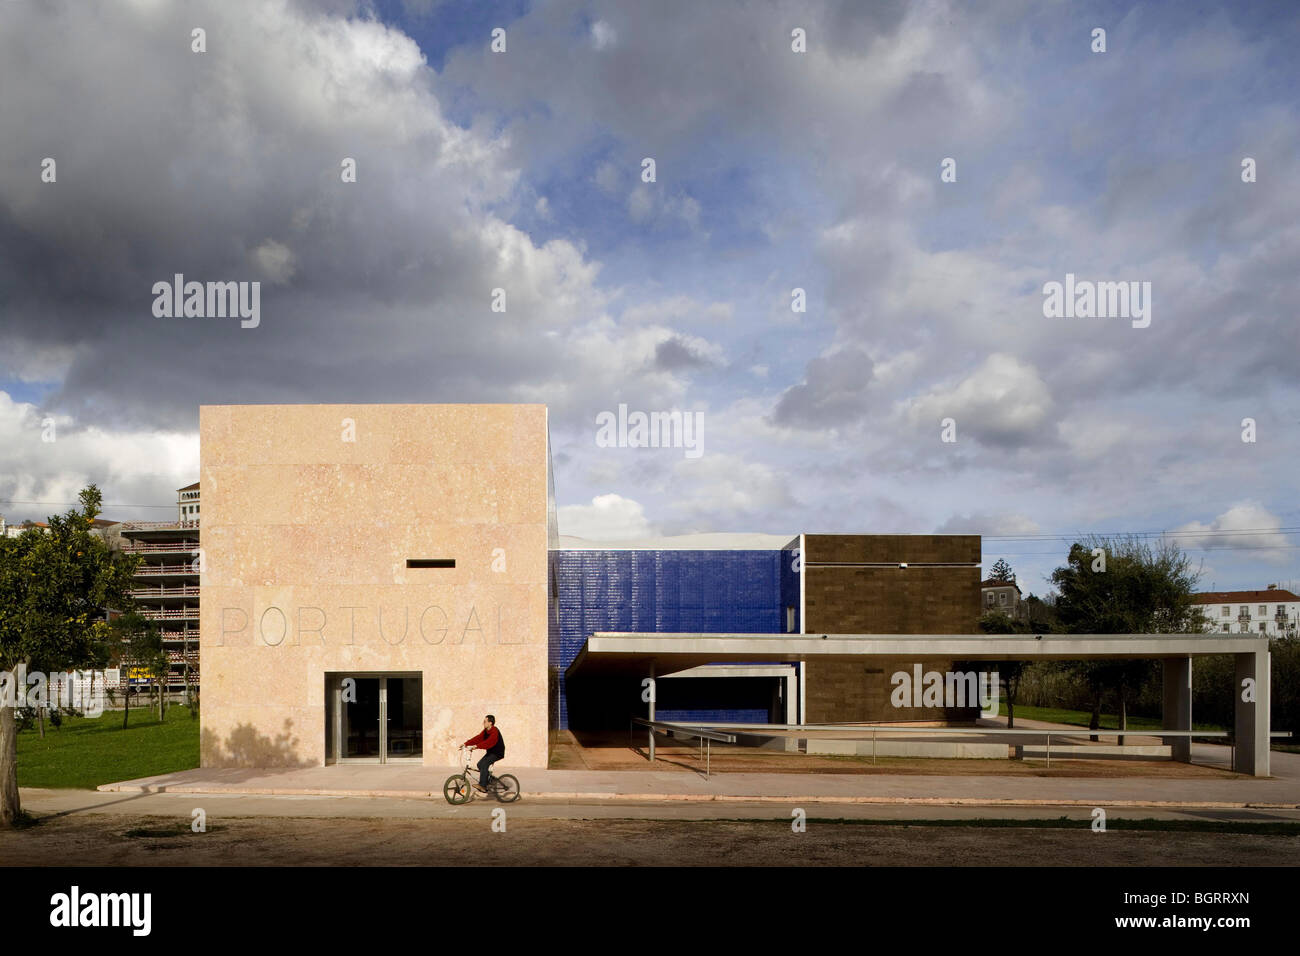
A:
[3,812,1294,866]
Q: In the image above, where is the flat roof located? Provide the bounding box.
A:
[1194,589,1298,603]
[565,632,1270,678]
[558,532,797,551]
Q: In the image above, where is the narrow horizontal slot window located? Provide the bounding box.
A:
[406,559,456,569]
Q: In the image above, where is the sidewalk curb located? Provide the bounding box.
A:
[92,783,1300,810]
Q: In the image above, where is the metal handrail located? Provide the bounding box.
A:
[631,718,737,742]
[694,723,1231,737]
[630,718,736,777]
[118,520,200,530]
[629,720,1288,773]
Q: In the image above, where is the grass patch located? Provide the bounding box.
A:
[1002,700,1225,734]
[16,705,200,789]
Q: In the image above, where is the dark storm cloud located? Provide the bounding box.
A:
[770,346,874,428]
[652,336,715,371]
[0,0,634,431]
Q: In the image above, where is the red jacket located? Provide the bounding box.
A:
[464,726,503,755]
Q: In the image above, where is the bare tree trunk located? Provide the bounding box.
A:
[1089,687,1102,743]
[1006,672,1018,729]
[37,705,44,739]
[0,703,20,826]
[122,682,130,729]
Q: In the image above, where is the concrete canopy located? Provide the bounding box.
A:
[565,632,1269,678]
[566,632,1272,777]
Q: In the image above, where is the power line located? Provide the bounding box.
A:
[0,499,177,509]
[984,528,1300,540]
[2,500,1297,554]
[995,546,1300,556]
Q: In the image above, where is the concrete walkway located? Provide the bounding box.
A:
[95,744,1300,809]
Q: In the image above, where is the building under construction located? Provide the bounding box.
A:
[117,482,201,694]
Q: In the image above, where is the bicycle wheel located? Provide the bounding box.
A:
[443,774,472,805]
[495,773,520,803]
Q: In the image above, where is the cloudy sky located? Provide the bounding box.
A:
[1,0,1296,595]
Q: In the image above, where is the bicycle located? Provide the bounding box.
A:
[443,746,520,805]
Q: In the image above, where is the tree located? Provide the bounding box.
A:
[1050,535,1203,742]
[0,486,138,826]
[182,624,197,716]
[988,558,1014,582]
[978,594,1058,728]
[104,612,164,729]
[977,611,1027,727]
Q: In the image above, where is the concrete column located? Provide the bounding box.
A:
[1161,656,1192,762]
[790,658,800,723]
[647,661,655,763]
[1234,648,1271,777]
[785,668,799,752]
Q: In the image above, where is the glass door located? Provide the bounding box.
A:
[385,677,423,759]
[326,673,422,763]
[344,677,382,758]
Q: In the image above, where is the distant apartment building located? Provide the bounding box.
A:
[1193,586,1299,637]
[981,577,1022,616]
[1,516,48,538]
[1,515,119,539]
[117,483,200,692]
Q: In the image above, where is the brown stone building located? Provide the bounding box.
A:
[801,534,982,723]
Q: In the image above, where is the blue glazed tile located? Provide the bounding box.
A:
[550,550,786,729]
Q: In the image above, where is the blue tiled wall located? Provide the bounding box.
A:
[780,538,801,634]
[655,676,779,724]
[550,550,786,729]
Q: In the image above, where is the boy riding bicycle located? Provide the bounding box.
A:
[462,714,505,792]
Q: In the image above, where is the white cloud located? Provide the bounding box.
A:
[626,184,701,229]
[627,185,653,221]
[252,239,296,284]
[0,391,198,524]
[665,453,795,526]
[1056,416,1133,461]
[590,20,617,51]
[558,493,653,539]
[902,353,1052,448]
[594,162,621,194]
[1172,503,1290,562]
[937,511,1041,536]
[621,296,734,325]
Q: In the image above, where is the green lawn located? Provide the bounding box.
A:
[16,706,200,789]
[1000,699,1225,733]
